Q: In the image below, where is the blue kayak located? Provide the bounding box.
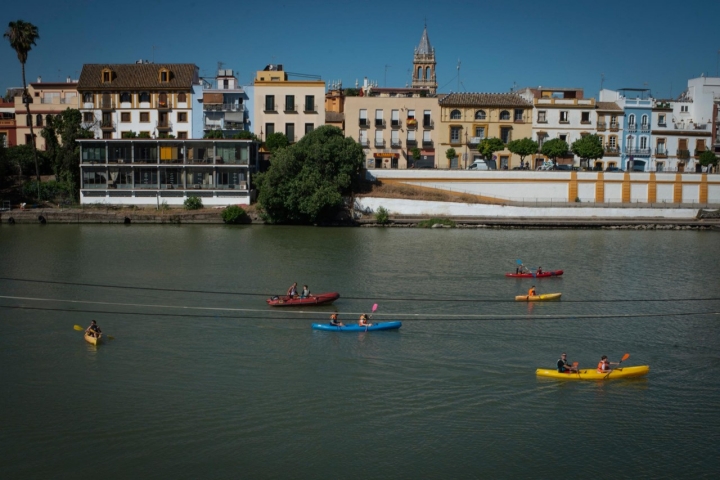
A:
[311,321,402,332]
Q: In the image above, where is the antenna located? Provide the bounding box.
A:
[384,65,391,87]
[457,59,461,92]
[218,61,225,73]
[600,73,605,91]
[152,45,158,63]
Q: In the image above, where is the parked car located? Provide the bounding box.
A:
[468,160,493,171]
[554,164,572,171]
[605,166,624,172]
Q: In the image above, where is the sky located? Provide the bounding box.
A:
[2,0,720,99]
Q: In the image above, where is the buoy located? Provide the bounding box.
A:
[124,217,131,224]
[38,215,47,224]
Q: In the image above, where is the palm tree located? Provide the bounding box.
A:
[4,20,41,198]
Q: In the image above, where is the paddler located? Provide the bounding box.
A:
[85,320,102,339]
[287,282,298,298]
[528,285,537,297]
[330,313,343,326]
[557,353,577,373]
[597,355,619,373]
[358,313,372,327]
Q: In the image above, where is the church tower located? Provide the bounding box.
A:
[411,25,437,94]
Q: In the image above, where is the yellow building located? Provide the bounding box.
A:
[14,78,79,150]
[437,93,533,169]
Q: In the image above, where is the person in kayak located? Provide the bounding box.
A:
[528,285,537,296]
[358,313,372,327]
[85,320,102,339]
[557,353,577,373]
[537,266,543,274]
[300,285,311,298]
[330,313,343,326]
[597,355,619,373]
[287,282,298,298]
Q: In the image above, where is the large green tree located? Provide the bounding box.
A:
[698,150,718,171]
[4,144,49,178]
[541,138,569,166]
[233,130,260,142]
[265,132,289,153]
[255,125,364,224]
[41,108,93,198]
[507,138,539,167]
[477,137,505,162]
[203,129,224,139]
[4,20,41,198]
[571,135,604,169]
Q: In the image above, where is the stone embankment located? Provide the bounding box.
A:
[0,208,259,225]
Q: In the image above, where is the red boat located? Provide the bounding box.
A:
[266,292,340,307]
[505,270,563,278]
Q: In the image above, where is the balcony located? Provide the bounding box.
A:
[580,119,591,125]
[655,148,668,157]
[203,104,244,113]
[359,118,369,128]
[204,119,222,130]
[626,148,651,156]
[422,139,433,147]
[423,119,434,129]
[156,120,173,130]
[640,124,650,132]
[627,125,637,132]
[359,139,369,147]
[406,138,417,146]
[157,100,171,110]
[391,119,402,128]
[676,149,690,158]
[284,104,297,113]
[406,119,418,129]
[604,147,620,156]
[469,136,484,145]
[375,119,386,128]
[100,120,115,130]
[536,118,548,124]
[694,149,707,157]
[391,140,402,148]
[374,139,385,147]
[559,120,569,124]
[658,122,667,127]
[609,122,619,131]
[597,121,607,131]
[513,116,525,124]
[100,99,116,109]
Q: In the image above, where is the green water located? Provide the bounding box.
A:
[1,225,719,479]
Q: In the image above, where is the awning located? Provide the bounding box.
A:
[373,153,399,158]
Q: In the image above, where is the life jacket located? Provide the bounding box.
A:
[597,360,610,373]
[528,289,536,296]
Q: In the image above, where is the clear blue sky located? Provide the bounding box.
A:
[2,0,719,99]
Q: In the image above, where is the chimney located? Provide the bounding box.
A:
[66,76,72,83]
[37,76,42,83]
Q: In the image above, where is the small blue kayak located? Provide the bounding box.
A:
[311,321,402,332]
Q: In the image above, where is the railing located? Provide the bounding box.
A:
[157,101,171,109]
[100,99,116,109]
[375,119,386,127]
[640,124,650,132]
[391,120,402,128]
[604,147,620,155]
[284,104,297,113]
[359,118,369,127]
[694,124,708,130]
[203,104,244,112]
[609,122,619,131]
[406,139,417,145]
[391,140,402,147]
[676,149,690,157]
[694,150,707,157]
[580,119,592,124]
[423,119,434,128]
[422,139,433,146]
[100,121,115,130]
[469,136,483,145]
[359,139,369,147]
[658,122,667,127]
[627,125,637,132]
[536,119,548,124]
[655,148,668,156]
[514,117,525,123]
[406,119,418,129]
[597,121,607,130]
[156,120,173,129]
[626,148,651,156]
[374,140,385,147]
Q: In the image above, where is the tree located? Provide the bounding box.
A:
[40,108,93,198]
[203,129,224,139]
[507,138,538,168]
[541,138,569,166]
[265,132,289,153]
[698,150,718,171]
[233,130,260,142]
[571,135,604,169]
[138,131,151,139]
[4,20,41,199]
[445,148,457,167]
[122,131,137,138]
[255,125,365,224]
[477,138,505,163]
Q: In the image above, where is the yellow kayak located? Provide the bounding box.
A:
[84,333,102,345]
[515,293,562,302]
[536,365,649,380]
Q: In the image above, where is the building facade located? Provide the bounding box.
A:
[437,93,533,169]
[13,78,79,149]
[595,101,624,170]
[201,69,250,137]
[78,139,258,206]
[77,63,200,140]
[252,64,325,143]
[0,102,16,147]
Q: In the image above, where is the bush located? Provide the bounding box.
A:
[21,180,72,201]
[417,217,456,228]
[184,196,203,210]
[221,205,247,224]
[375,206,389,224]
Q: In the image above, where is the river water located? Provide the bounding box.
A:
[1,225,719,479]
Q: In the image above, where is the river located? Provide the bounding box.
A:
[1,225,719,479]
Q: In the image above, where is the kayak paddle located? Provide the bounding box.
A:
[74,324,114,340]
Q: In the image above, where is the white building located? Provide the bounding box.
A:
[77,62,200,140]
[201,69,250,137]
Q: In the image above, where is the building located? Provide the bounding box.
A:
[76,62,200,140]
[411,26,437,94]
[201,69,250,137]
[252,64,325,143]
[77,138,259,206]
[518,87,598,168]
[600,88,653,171]
[344,82,440,169]
[437,93,533,169]
[595,101,624,170]
[324,81,345,131]
[0,101,16,147]
[13,77,79,149]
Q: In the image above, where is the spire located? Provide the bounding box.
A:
[416,25,432,55]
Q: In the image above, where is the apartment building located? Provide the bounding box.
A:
[0,102,16,147]
[201,69,250,137]
[13,77,79,149]
[77,62,200,140]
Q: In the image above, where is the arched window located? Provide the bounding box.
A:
[475,110,486,120]
[46,114,53,125]
[177,92,187,103]
[628,114,635,125]
[36,114,43,127]
[499,110,510,121]
[641,114,648,125]
[120,92,131,103]
[417,66,422,80]
[450,109,461,120]
[159,92,168,107]
[425,66,430,79]
[139,92,150,103]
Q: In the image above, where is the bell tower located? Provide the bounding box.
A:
[412,24,437,94]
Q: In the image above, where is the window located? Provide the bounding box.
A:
[140,112,150,122]
[597,135,604,147]
[474,126,485,140]
[359,109,368,126]
[36,114,43,127]
[537,133,548,148]
[265,95,275,111]
[177,112,187,123]
[514,109,524,122]
[158,92,168,107]
[178,92,187,103]
[680,105,688,113]
[359,130,368,146]
[559,134,567,142]
[83,112,94,123]
[407,130,416,143]
[305,123,314,134]
[391,130,400,147]
[696,139,706,153]
[422,130,431,143]
[223,79,229,89]
[177,132,188,139]
[581,111,590,123]
[121,112,131,122]
[102,70,111,83]
[159,69,169,83]
[139,92,150,103]
[285,95,295,112]
[501,127,512,143]
[610,115,618,127]
[475,110,486,120]
[450,126,462,143]
[499,110,510,121]
[83,92,93,103]
[375,109,384,127]
[265,123,275,136]
[656,139,666,155]
[640,137,648,149]
[641,114,648,126]
[25,134,34,145]
[658,114,666,126]
[609,136,617,148]
[450,109,461,120]
[102,131,112,139]
[560,111,569,123]
[537,111,547,123]
[423,110,432,128]
[285,123,295,142]
[628,114,635,125]
[408,109,416,120]
[46,114,53,124]
[391,109,400,127]
[375,130,384,147]
[139,131,150,138]
[304,95,315,112]
[25,115,31,127]
[120,92,131,103]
